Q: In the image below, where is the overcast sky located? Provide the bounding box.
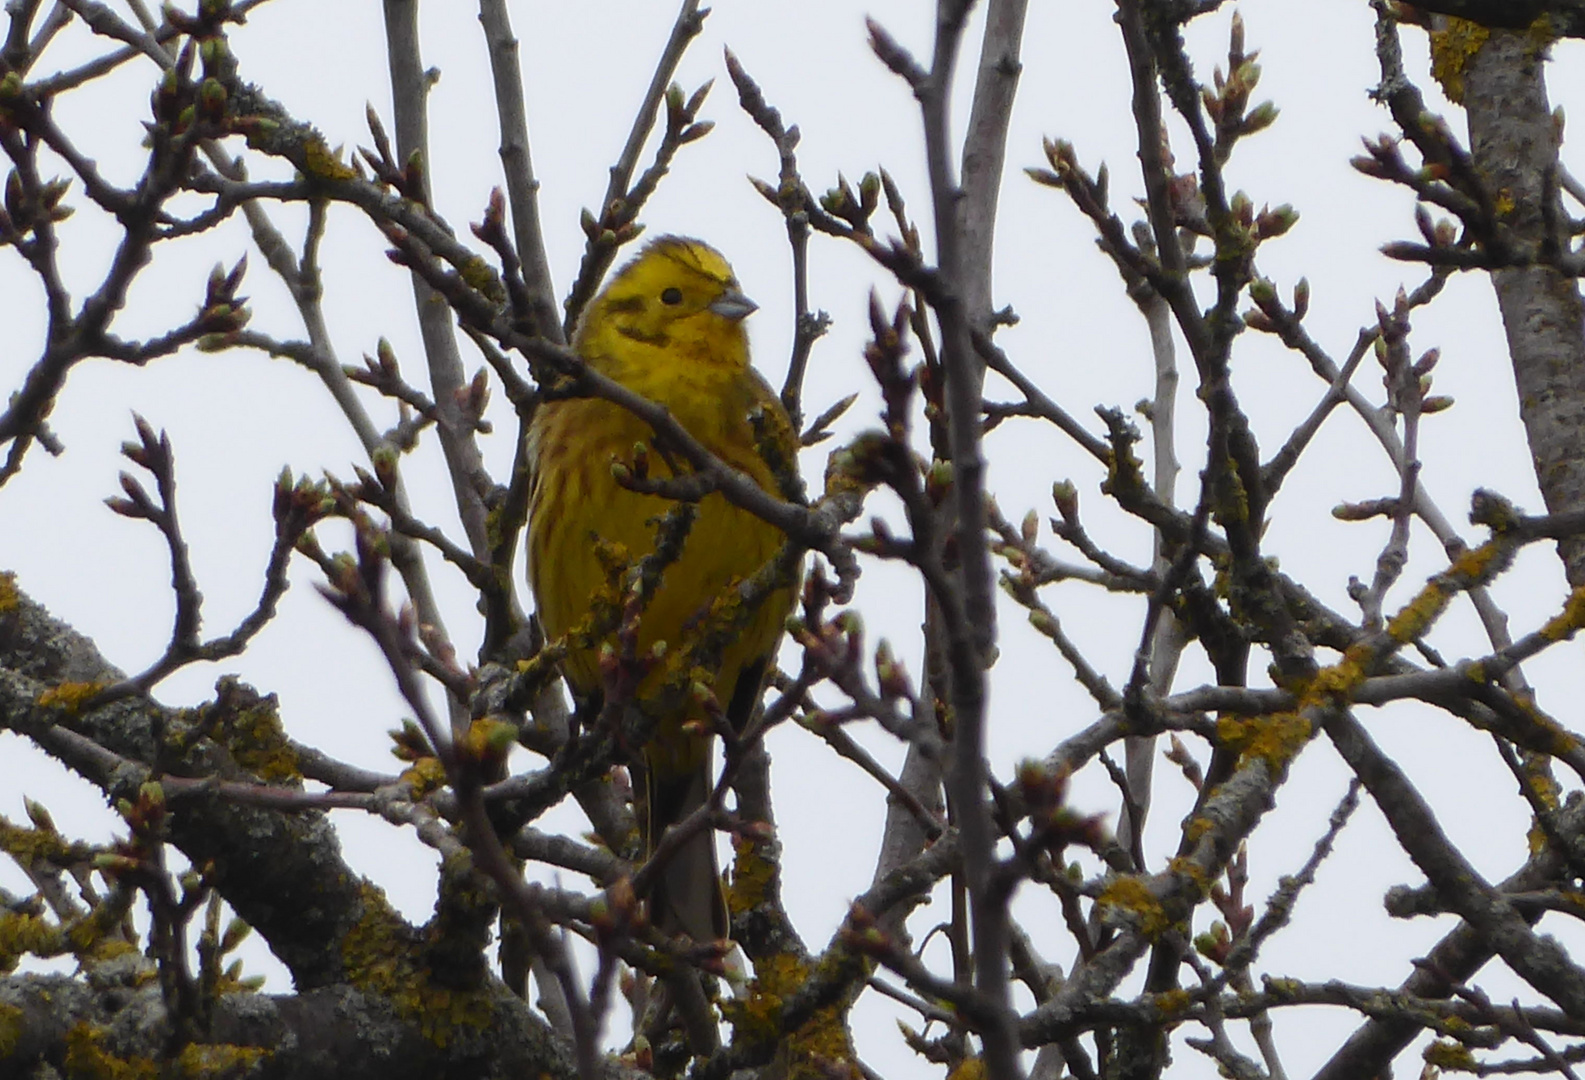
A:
[4,1,1585,1075]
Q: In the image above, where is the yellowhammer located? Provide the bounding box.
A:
[526,236,799,942]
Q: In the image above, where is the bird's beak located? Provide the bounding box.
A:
[708,289,758,321]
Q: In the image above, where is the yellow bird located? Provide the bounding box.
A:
[526,236,799,942]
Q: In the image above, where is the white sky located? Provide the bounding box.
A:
[3,1,1585,1076]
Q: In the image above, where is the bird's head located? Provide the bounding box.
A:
[577,236,757,364]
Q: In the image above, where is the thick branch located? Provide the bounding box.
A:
[0,976,593,1080]
[0,582,369,990]
[1462,26,1585,585]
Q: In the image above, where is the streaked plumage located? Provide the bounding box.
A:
[526,236,797,941]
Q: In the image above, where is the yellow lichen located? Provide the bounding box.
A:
[460,717,515,764]
[1211,456,1249,528]
[1385,583,1451,645]
[88,937,140,966]
[1525,763,1560,810]
[175,1042,269,1077]
[0,816,77,865]
[458,256,506,304]
[0,570,17,613]
[1263,976,1302,999]
[339,884,415,994]
[1523,756,1562,856]
[36,681,104,715]
[1450,540,1503,584]
[64,1022,159,1080]
[339,883,494,1050]
[1168,857,1211,900]
[1525,12,1559,58]
[400,756,448,799]
[0,1001,19,1057]
[1540,587,1585,642]
[211,692,300,784]
[1152,988,1192,1018]
[1100,443,1146,502]
[1303,650,1367,705]
[1424,1037,1477,1070]
[1216,712,1313,773]
[727,835,776,915]
[1551,725,1579,757]
[301,136,355,181]
[1210,557,1233,601]
[723,952,859,1080]
[62,887,138,963]
[726,952,805,1042]
[1528,820,1549,856]
[1097,876,1170,940]
[0,912,66,970]
[1428,17,1490,104]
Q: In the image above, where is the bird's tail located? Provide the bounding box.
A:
[643,752,727,943]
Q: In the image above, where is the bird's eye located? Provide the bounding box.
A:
[660,287,683,305]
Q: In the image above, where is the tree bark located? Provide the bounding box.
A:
[1464,27,1585,585]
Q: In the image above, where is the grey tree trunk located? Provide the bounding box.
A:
[1464,28,1585,585]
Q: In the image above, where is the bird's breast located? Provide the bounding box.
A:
[526,387,791,702]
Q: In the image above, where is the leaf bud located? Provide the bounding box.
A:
[859,171,880,213]
[221,918,251,954]
[1051,480,1078,522]
[1021,508,1039,544]
[24,798,55,833]
[1243,101,1279,135]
